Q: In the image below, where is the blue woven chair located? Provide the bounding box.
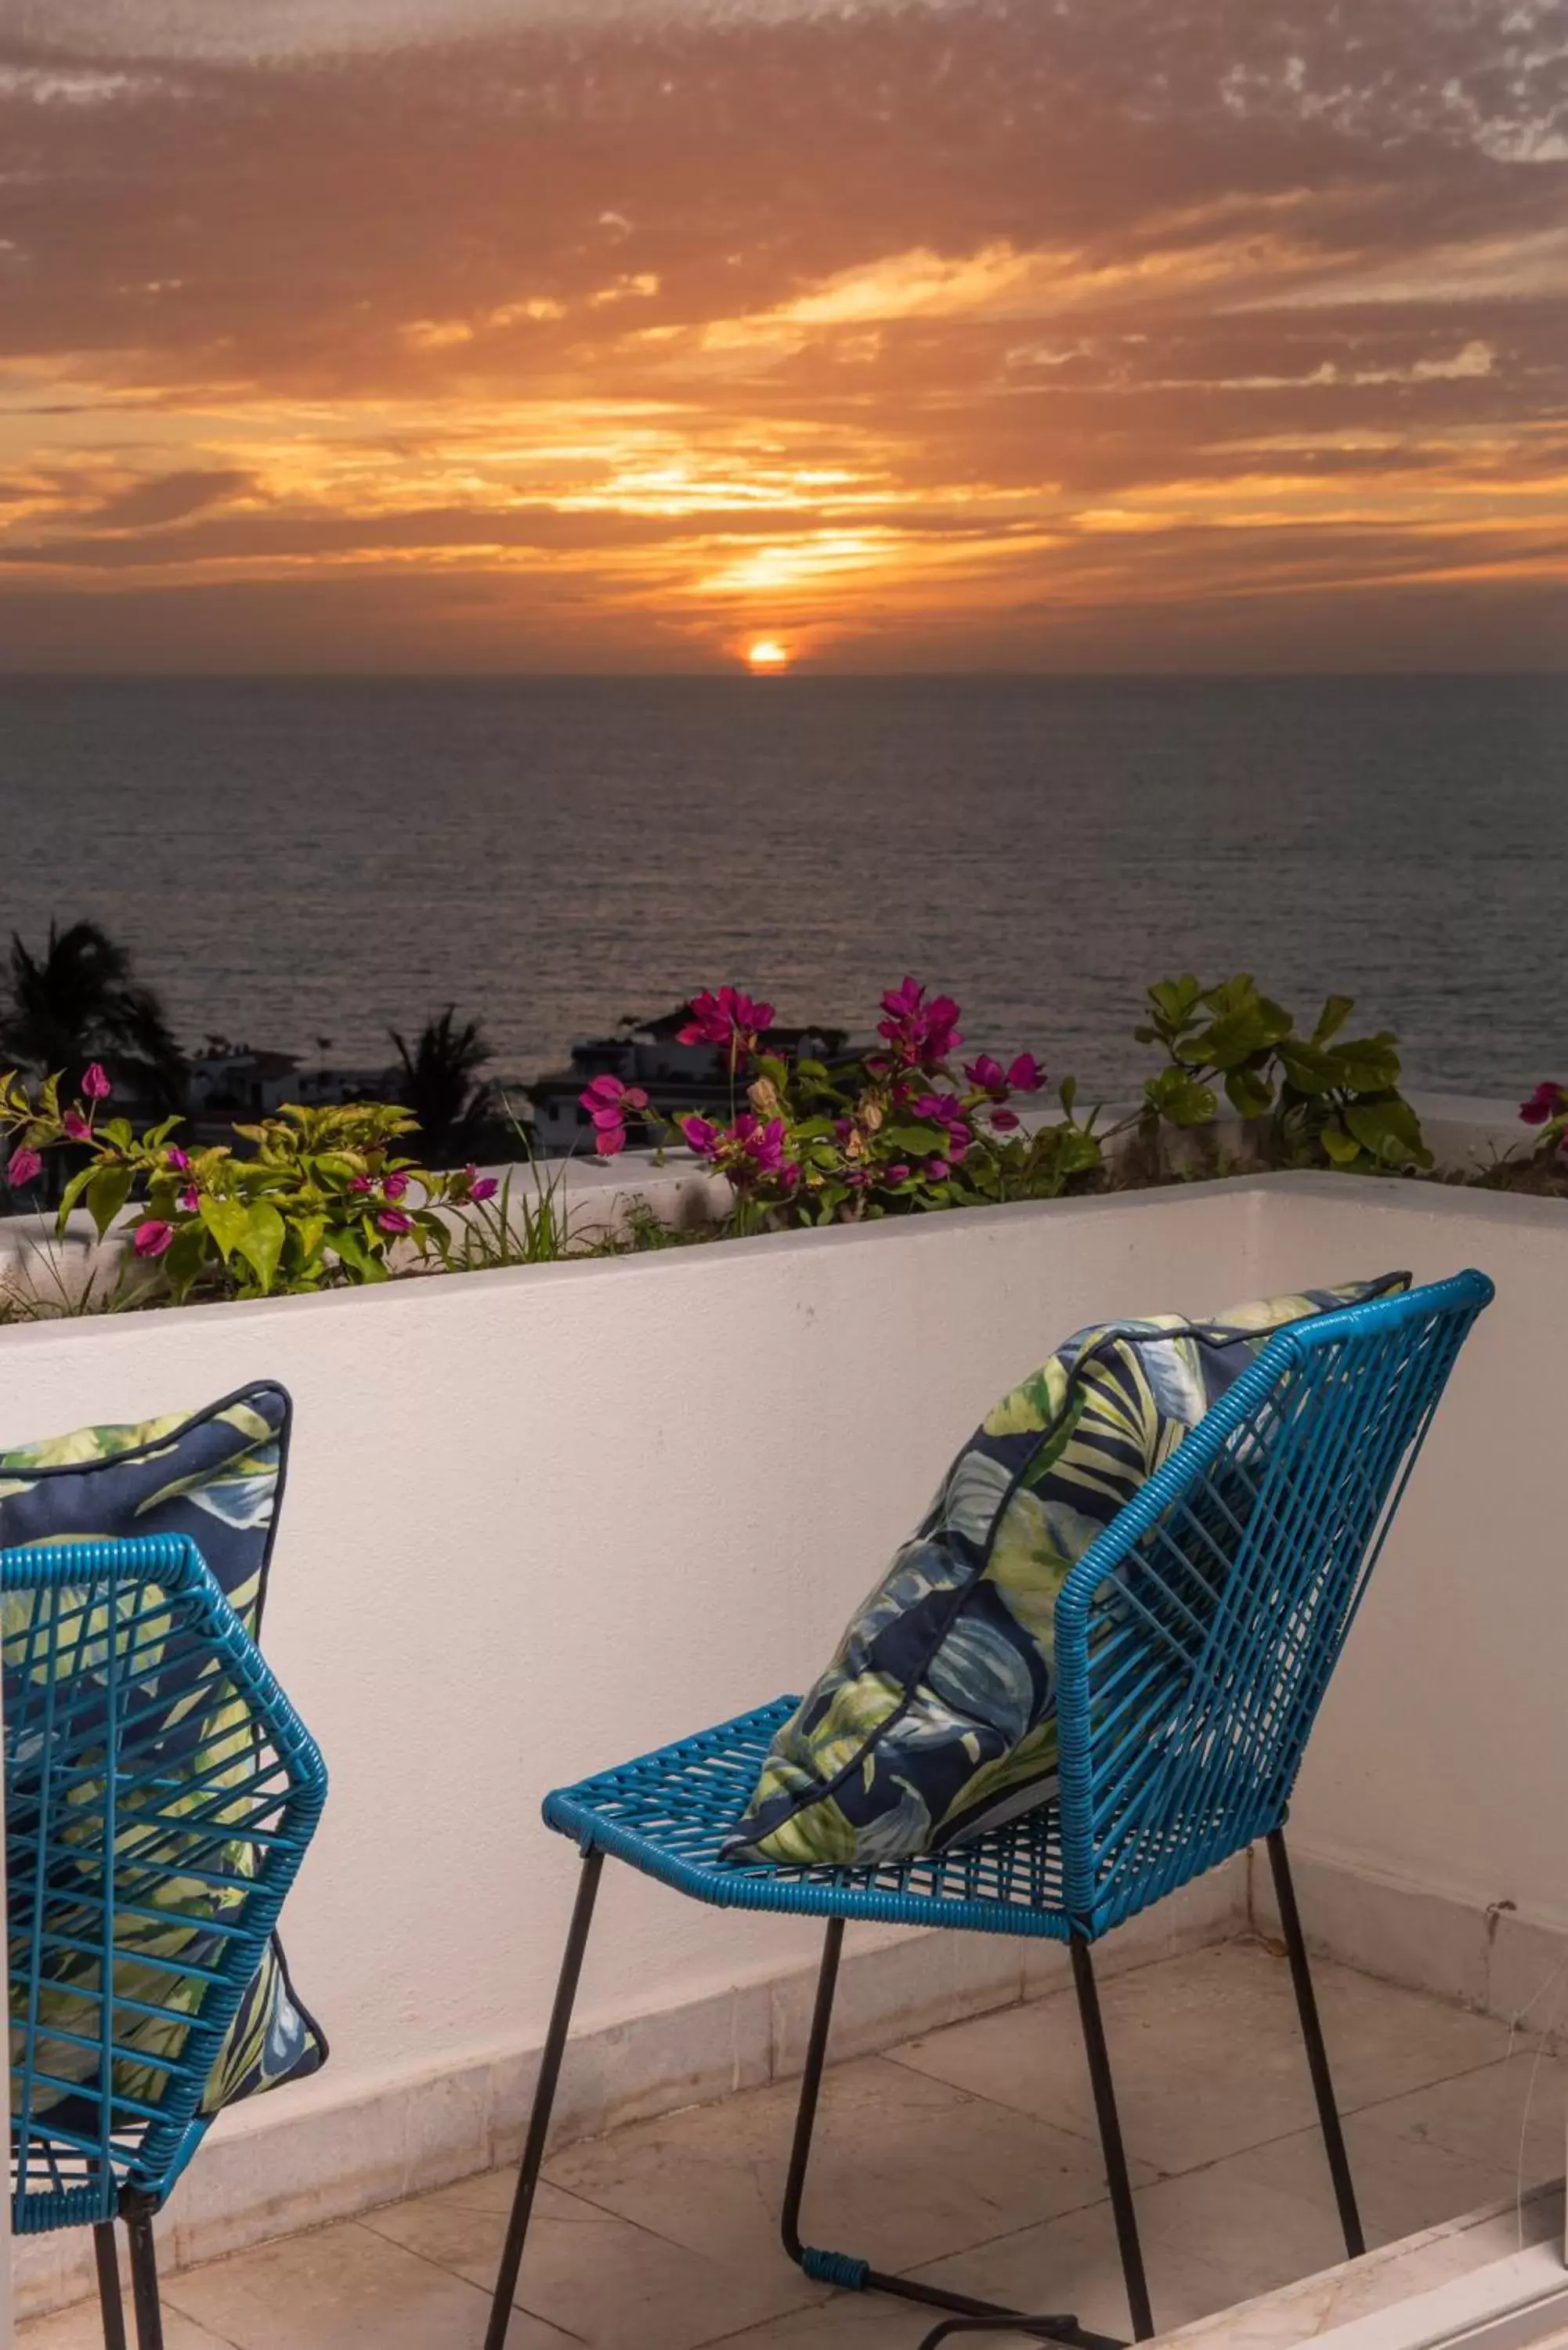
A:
[6,1533,328,2350]
[486,1269,1491,2350]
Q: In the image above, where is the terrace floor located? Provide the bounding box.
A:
[20,1938,1567,2350]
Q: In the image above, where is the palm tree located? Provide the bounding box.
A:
[1,920,186,1112]
[390,1007,494,1163]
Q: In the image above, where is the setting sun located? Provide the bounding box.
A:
[746,639,792,673]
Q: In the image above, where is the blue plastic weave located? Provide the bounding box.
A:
[5,1534,328,2234]
[544,1270,1491,1942]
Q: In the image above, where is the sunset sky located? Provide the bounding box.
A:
[1,0,1563,671]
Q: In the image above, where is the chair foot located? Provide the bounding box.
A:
[779,1921,1125,2350]
[917,2322,1119,2348]
[485,1849,605,2350]
[93,2222,128,2350]
[1268,1829,1365,2259]
[122,2198,165,2350]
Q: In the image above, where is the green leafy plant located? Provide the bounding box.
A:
[2,1068,498,1301]
[1134,974,1431,1173]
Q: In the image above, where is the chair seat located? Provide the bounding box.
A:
[542,1696,1073,1939]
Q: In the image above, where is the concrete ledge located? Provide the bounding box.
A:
[13,1860,1244,2323]
[1248,1849,1568,2046]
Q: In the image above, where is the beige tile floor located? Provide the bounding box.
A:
[20,1939,1565,2350]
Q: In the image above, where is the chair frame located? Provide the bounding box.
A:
[485,1270,1491,2350]
[5,1533,328,2350]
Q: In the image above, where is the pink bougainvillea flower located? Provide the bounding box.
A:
[964,1051,1046,1101]
[912,1093,973,1153]
[133,1219,174,1259]
[61,1108,92,1141]
[165,1145,190,1171]
[468,1172,498,1202]
[1519,1082,1566,1126]
[580,1072,650,1159]
[179,1185,200,1213]
[377,1207,414,1235]
[677,986,775,1054]
[5,1145,43,1188]
[990,1108,1021,1132]
[735,1113,787,1175]
[876,978,962,1066]
[349,1173,374,1194]
[884,1162,912,1183]
[678,1114,721,1156]
[381,1170,410,1200]
[925,1157,950,1181]
[81,1064,111,1101]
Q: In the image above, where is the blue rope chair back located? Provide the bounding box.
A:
[1055,1269,1492,1938]
[5,1533,327,2235]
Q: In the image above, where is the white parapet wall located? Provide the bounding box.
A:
[2,1164,1565,2309]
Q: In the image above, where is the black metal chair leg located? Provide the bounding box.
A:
[123,2202,165,2350]
[92,2222,128,2350]
[779,1919,1116,2350]
[1267,1829,1365,2259]
[1071,1936,1154,2343]
[485,1849,605,2350]
[779,1918,844,2266]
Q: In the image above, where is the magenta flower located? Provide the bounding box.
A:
[468,1173,498,1202]
[381,1170,410,1201]
[377,1207,413,1235]
[677,986,775,1056]
[133,1219,173,1259]
[580,1072,651,1159]
[925,1157,950,1181]
[81,1064,111,1101]
[964,1051,1046,1101]
[678,1114,722,1158]
[61,1108,92,1141]
[876,978,962,1067]
[5,1145,43,1188]
[349,1173,374,1194]
[734,1112,787,1175]
[179,1184,200,1213]
[991,1108,1020,1131]
[912,1093,973,1154]
[1520,1082,1566,1126]
[884,1162,912,1183]
[165,1145,190,1172]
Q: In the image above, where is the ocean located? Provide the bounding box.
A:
[1,674,1563,1102]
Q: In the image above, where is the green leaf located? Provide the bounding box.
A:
[1143,1069,1217,1127]
[163,1220,211,1300]
[1059,1074,1077,1115]
[1276,1041,1339,1097]
[56,1161,100,1227]
[1223,1063,1276,1119]
[234,1201,286,1292]
[1342,1096,1433,1169]
[1320,1120,1363,1166]
[329,1226,388,1282]
[1328,1034,1402,1095]
[198,1195,253,1263]
[1311,994,1356,1047]
[85,1164,132,1242]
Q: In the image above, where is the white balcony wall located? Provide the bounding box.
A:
[3,1166,1563,2305]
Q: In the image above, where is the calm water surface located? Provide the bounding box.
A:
[1,674,1563,1097]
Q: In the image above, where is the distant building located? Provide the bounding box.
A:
[186,1043,394,1123]
[527,1009,850,1153]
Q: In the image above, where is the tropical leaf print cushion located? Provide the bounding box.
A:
[1,1383,327,2119]
[728,1274,1411,1868]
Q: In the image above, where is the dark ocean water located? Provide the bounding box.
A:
[0,674,1563,1097]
